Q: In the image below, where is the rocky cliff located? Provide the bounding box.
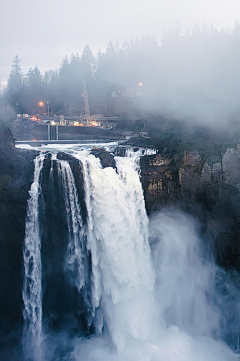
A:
[0,122,37,359]
[140,148,240,271]
[1,122,240,358]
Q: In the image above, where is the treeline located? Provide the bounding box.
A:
[3,38,159,117]
[2,23,240,123]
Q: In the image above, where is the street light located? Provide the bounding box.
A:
[47,101,50,118]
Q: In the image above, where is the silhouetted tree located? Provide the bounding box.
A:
[23,67,44,113]
[6,56,24,112]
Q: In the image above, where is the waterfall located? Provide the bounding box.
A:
[56,159,88,292]
[79,155,156,351]
[20,145,239,361]
[22,153,44,361]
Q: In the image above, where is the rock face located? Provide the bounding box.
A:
[140,154,181,212]
[1,123,240,357]
[140,148,240,271]
[0,123,37,359]
[90,147,116,169]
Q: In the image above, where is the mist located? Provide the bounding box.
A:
[32,208,240,361]
[142,24,240,126]
[2,22,240,128]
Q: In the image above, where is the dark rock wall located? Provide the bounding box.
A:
[0,125,37,358]
[140,149,240,271]
[140,154,181,212]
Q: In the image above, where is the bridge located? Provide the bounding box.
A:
[15,139,118,147]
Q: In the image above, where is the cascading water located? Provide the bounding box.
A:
[19,144,239,361]
[22,153,45,361]
[56,159,88,292]
[79,154,156,351]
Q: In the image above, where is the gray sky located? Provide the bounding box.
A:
[0,0,239,83]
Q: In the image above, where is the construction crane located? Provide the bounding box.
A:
[81,80,90,123]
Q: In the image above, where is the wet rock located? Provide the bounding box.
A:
[140,148,240,271]
[90,147,116,169]
[140,154,181,214]
[0,133,37,355]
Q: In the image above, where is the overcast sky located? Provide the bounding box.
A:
[0,0,239,83]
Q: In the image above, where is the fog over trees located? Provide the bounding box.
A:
[2,23,240,126]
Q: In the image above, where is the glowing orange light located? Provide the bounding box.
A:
[38,101,44,107]
[138,82,143,87]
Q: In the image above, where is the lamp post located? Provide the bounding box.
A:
[47,101,50,118]
[38,101,44,117]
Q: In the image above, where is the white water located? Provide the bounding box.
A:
[15,141,118,154]
[22,153,44,361]
[125,147,156,157]
[72,208,237,361]
[20,145,239,361]
[79,155,156,351]
[56,159,88,291]
[71,152,237,361]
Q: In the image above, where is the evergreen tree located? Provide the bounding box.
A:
[24,67,44,113]
[59,56,71,111]
[6,55,23,112]
[80,46,95,111]
[43,70,62,114]
[27,67,42,89]
[80,45,95,81]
